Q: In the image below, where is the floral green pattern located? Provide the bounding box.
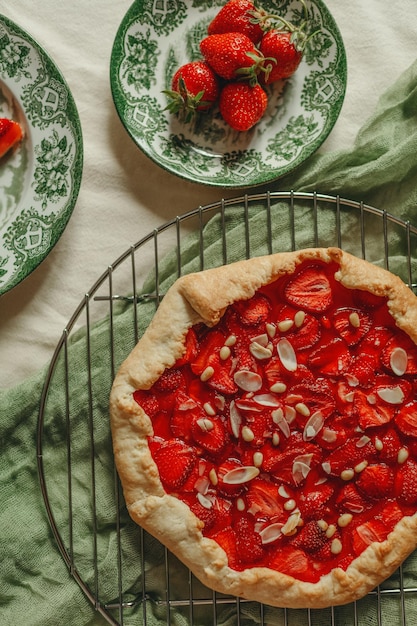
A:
[110,0,346,188]
[0,16,83,295]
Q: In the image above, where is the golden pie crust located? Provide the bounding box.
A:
[110,247,417,609]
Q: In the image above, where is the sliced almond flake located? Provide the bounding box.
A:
[251,333,269,347]
[272,408,291,438]
[281,511,301,536]
[390,347,408,376]
[322,461,331,474]
[253,393,281,407]
[376,385,405,404]
[292,459,312,485]
[367,393,377,405]
[285,393,304,404]
[321,428,338,443]
[196,418,214,432]
[229,400,241,438]
[259,523,283,545]
[270,382,287,394]
[194,476,210,495]
[241,426,255,442]
[356,435,371,448]
[236,497,246,512]
[295,402,310,417]
[219,346,231,361]
[234,370,263,392]
[200,366,214,382]
[266,323,277,338]
[349,312,360,328]
[214,395,226,411]
[235,399,262,412]
[346,373,359,387]
[196,492,213,509]
[225,334,237,347]
[253,451,263,467]
[294,310,305,327]
[315,476,328,485]
[284,405,297,425]
[278,485,290,498]
[277,338,297,372]
[250,341,273,360]
[203,402,216,416]
[178,398,198,410]
[303,410,324,441]
[398,447,409,464]
[278,319,294,332]
[198,459,207,476]
[222,466,260,484]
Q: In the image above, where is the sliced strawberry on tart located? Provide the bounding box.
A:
[110,247,417,609]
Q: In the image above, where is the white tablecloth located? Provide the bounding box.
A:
[1,0,416,389]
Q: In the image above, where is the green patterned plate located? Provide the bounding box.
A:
[0,15,83,296]
[110,0,346,188]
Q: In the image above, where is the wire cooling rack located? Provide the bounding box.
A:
[37,192,417,625]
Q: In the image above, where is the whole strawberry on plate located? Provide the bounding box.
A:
[207,0,267,44]
[0,118,23,159]
[163,61,220,122]
[219,82,267,131]
[200,32,264,82]
[259,0,319,83]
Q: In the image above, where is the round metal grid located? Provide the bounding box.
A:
[37,192,417,625]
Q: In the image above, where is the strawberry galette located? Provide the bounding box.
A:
[110,247,417,608]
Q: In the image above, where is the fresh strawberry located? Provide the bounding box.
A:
[200,32,263,81]
[396,400,417,437]
[332,307,372,346]
[259,30,303,83]
[246,478,284,520]
[0,118,23,158]
[234,514,264,563]
[133,389,159,417]
[207,0,266,44]
[209,527,238,566]
[308,337,351,376]
[345,353,378,387]
[219,81,267,132]
[355,463,394,500]
[216,459,248,497]
[353,389,395,430]
[351,519,388,556]
[153,367,185,392]
[352,289,386,310]
[374,428,401,463]
[175,327,198,366]
[291,520,328,553]
[276,305,321,350]
[269,546,310,579]
[297,483,334,521]
[235,292,271,326]
[336,483,369,514]
[326,437,375,476]
[190,329,226,376]
[191,416,229,456]
[290,380,336,421]
[258,0,317,84]
[284,265,333,313]
[264,358,314,387]
[395,459,417,505]
[188,497,217,531]
[152,439,197,490]
[381,335,417,375]
[164,61,220,122]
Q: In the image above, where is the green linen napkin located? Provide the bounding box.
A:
[2,58,417,626]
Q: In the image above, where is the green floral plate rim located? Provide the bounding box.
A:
[0,14,83,296]
[110,0,346,189]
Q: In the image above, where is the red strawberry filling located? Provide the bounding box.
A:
[135,260,417,583]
